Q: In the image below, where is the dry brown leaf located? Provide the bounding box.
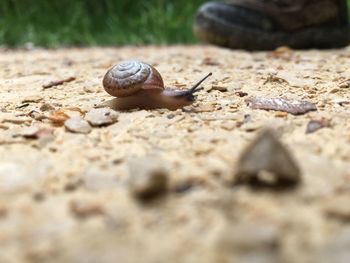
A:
[48,107,85,126]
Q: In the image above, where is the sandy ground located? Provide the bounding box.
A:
[0,45,349,263]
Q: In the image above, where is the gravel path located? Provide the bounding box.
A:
[0,45,349,263]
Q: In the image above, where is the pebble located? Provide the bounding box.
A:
[333,98,350,107]
[172,178,197,193]
[235,129,301,188]
[40,103,56,112]
[70,199,104,219]
[64,116,92,134]
[194,104,216,113]
[209,85,228,92]
[306,119,330,134]
[128,156,169,200]
[85,108,119,126]
[240,122,262,132]
[28,110,47,121]
[235,91,248,97]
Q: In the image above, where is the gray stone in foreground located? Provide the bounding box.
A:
[85,108,118,127]
[64,117,92,134]
[235,129,301,188]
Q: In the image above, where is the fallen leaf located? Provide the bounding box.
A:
[48,108,85,126]
[246,97,317,115]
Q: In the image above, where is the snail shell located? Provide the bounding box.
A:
[102,60,212,110]
[103,60,164,97]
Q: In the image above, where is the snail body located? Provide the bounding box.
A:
[102,60,211,110]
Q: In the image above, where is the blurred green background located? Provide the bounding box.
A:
[0,0,207,47]
[0,0,349,47]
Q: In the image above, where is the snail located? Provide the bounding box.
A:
[102,60,212,110]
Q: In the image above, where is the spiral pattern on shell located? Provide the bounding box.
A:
[103,60,164,97]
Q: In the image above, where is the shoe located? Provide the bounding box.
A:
[193,0,350,50]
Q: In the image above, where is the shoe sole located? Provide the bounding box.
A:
[194,6,350,50]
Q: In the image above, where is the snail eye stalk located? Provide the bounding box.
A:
[189,72,212,94]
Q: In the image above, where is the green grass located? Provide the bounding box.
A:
[0,0,349,47]
[0,0,207,47]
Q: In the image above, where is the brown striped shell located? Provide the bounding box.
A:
[102,60,164,97]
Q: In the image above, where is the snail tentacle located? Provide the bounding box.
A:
[163,72,212,101]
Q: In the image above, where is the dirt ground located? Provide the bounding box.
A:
[0,45,349,263]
